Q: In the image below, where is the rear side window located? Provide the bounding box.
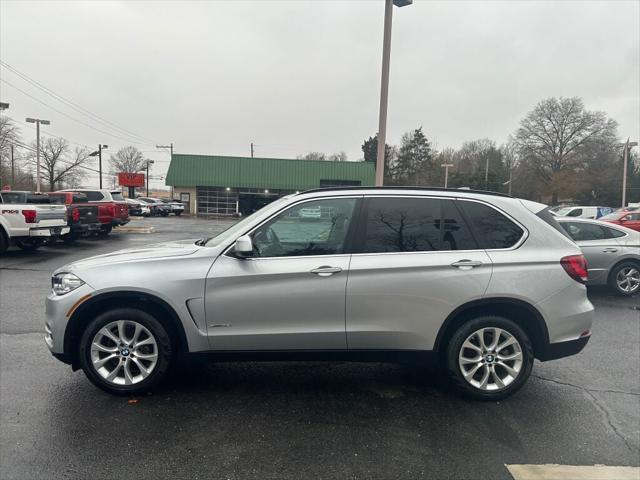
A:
[560,222,609,241]
[72,194,88,203]
[83,191,104,201]
[111,192,124,201]
[566,208,583,217]
[458,201,524,249]
[1,192,25,203]
[604,227,626,238]
[361,197,477,253]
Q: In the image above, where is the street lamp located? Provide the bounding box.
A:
[89,144,108,189]
[145,160,154,197]
[620,139,638,208]
[25,117,50,193]
[375,0,412,186]
[441,163,453,188]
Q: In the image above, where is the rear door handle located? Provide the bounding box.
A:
[602,248,618,253]
[310,266,343,277]
[451,260,483,270]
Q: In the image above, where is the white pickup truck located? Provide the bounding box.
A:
[0,191,70,253]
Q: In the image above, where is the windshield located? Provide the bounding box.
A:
[554,207,574,216]
[599,212,623,221]
[204,196,290,247]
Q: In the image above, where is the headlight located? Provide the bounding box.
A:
[52,273,85,295]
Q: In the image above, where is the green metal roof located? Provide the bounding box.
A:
[165,154,375,190]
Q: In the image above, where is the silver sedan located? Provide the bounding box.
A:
[557,217,640,296]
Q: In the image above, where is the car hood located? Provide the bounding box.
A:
[59,239,202,272]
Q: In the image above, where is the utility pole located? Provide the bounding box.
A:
[146,160,154,197]
[25,117,51,193]
[156,143,173,196]
[251,142,254,158]
[484,156,490,190]
[375,0,412,186]
[441,163,453,188]
[0,103,8,188]
[11,144,15,186]
[621,139,638,208]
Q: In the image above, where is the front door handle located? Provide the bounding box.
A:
[602,248,618,253]
[451,259,483,270]
[310,266,343,277]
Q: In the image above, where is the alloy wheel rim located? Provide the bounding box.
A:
[458,327,523,391]
[90,320,158,386]
[616,267,640,293]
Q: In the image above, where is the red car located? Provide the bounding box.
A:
[600,210,640,232]
[60,189,129,235]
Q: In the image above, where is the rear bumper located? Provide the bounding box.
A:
[70,222,101,234]
[29,226,70,237]
[537,335,591,361]
[111,218,130,226]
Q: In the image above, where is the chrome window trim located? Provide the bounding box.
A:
[351,194,529,256]
[220,195,363,259]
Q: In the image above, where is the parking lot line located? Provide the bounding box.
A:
[506,464,640,480]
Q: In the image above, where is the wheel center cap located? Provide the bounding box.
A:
[120,347,130,357]
[485,354,495,363]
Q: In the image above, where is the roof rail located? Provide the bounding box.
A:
[298,186,513,198]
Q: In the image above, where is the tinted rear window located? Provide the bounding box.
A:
[83,191,104,201]
[458,201,524,249]
[361,197,477,253]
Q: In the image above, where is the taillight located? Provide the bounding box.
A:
[71,207,80,222]
[22,209,37,223]
[561,255,588,284]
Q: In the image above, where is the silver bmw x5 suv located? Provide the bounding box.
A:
[45,188,594,400]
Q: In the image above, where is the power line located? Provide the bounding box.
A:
[0,61,157,145]
[1,78,155,147]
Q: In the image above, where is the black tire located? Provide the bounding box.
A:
[15,239,42,251]
[98,225,113,236]
[445,315,534,401]
[63,233,78,244]
[174,212,182,216]
[0,229,8,254]
[78,308,173,395]
[608,261,640,296]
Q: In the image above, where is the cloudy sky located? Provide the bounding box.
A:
[1,0,638,189]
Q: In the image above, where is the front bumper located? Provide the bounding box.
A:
[30,226,70,237]
[45,283,94,357]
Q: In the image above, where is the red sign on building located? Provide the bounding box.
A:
[118,172,145,187]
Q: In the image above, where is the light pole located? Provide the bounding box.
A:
[25,117,50,193]
[0,103,8,188]
[89,144,108,188]
[441,163,453,188]
[375,0,412,186]
[620,139,638,208]
[146,160,154,197]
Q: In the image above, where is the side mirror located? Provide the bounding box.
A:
[233,235,254,257]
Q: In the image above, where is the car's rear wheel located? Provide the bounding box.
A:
[446,316,533,400]
[609,261,640,296]
[78,308,172,395]
[98,225,113,236]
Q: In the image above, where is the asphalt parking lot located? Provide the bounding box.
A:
[1,216,639,479]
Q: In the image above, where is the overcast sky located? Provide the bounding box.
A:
[1,0,639,190]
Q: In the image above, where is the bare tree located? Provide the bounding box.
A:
[109,146,148,173]
[30,137,91,191]
[514,97,618,203]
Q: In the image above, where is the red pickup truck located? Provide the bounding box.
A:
[60,189,129,235]
[46,192,101,241]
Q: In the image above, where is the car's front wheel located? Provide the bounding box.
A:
[446,316,533,401]
[78,308,172,395]
[609,261,640,296]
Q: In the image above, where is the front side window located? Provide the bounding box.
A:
[251,198,357,257]
[360,197,477,253]
[566,208,583,217]
[458,201,524,249]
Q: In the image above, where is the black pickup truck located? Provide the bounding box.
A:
[46,192,101,241]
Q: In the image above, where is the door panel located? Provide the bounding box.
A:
[205,254,350,350]
[346,251,492,350]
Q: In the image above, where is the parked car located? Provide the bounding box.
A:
[125,198,150,217]
[599,210,640,232]
[137,197,170,217]
[47,192,101,242]
[61,189,129,235]
[557,217,640,296]
[555,205,613,219]
[0,190,69,252]
[46,188,593,400]
[158,198,185,216]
